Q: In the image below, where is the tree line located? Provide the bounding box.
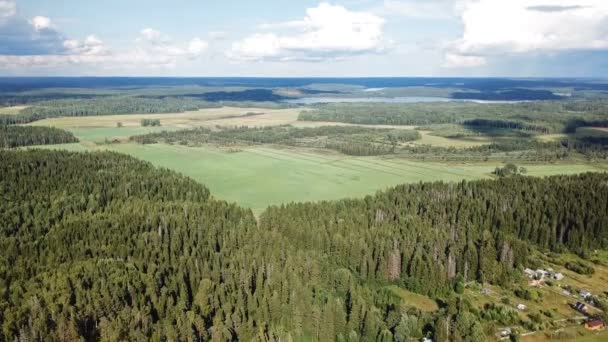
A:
[0,125,78,148]
[298,102,608,134]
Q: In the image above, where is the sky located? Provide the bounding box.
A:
[1,0,607,77]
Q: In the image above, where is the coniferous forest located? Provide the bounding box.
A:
[1,149,607,341]
[0,125,78,148]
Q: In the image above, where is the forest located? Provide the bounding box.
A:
[298,102,608,134]
[0,125,78,148]
[129,125,421,156]
[1,149,607,341]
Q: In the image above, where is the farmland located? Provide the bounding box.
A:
[32,141,606,213]
[22,104,608,212]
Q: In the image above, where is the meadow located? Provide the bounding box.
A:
[33,142,606,213]
[23,106,608,213]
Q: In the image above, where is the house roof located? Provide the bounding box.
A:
[587,319,604,328]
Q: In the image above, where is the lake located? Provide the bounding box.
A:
[284,97,530,104]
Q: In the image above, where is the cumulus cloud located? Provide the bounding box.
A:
[0,16,67,55]
[445,0,608,67]
[31,16,53,31]
[0,0,211,72]
[0,0,16,18]
[229,2,387,61]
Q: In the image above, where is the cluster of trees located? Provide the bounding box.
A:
[141,119,161,127]
[298,102,608,134]
[0,97,219,125]
[130,125,421,156]
[0,125,78,148]
[2,149,607,340]
[494,163,527,177]
[463,119,550,134]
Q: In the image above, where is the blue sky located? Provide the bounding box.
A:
[1,0,608,76]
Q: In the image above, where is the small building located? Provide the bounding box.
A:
[580,290,592,299]
[585,319,605,331]
[575,301,588,314]
[524,268,536,278]
[500,328,512,337]
[422,338,433,342]
[562,290,571,296]
[535,269,549,279]
[553,272,564,281]
[482,288,491,295]
[517,304,527,311]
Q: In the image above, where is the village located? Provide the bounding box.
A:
[490,263,607,340]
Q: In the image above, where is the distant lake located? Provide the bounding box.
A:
[284,97,454,104]
[284,97,530,104]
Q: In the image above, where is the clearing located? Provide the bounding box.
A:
[30,143,607,214]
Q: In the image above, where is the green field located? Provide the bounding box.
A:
[21,109,608,213]
[33,142,608,213]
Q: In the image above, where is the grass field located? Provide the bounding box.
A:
[385,285,439,312]
[22,107,608,212]
[32,142,608,213]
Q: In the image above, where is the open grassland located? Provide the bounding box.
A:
[30,142,607,213]
[385,286,439,312]
[415,130,491,147]
[0,106,29,115]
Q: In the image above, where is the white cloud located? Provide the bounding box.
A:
[31,16,52,31]
[380,0,457,19]
[138,27,173,44]
[188,38,208,56]
[229,2,387,61]
[443,52,486,68]
[461,0,608,52]
[0,0,16,18]
[445,0,608,67]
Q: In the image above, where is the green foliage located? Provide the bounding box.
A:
[140,118,161,127]
[1,149,607,340]
[494,163,524,177]
[565,260,595,275]
[0,125,78,148]
[131,125,421,156]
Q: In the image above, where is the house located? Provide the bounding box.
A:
[580,290,592,299]
[500,328,512,337]
[575,301,588,314]
[517,304,527,311]
[535,269,549,279]
[585,319,605,331]
[552,272,564,281]
[524,268,536,278]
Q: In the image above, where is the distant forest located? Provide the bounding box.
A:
[1,149,607,341]
[299,101,608,134]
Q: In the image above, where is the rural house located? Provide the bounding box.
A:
[585,319,604,331]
